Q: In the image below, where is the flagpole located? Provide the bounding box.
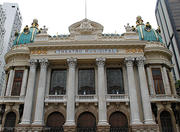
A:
[85,0,87,19]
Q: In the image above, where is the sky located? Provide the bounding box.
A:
[1,0,158,35]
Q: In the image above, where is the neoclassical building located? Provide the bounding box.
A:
[0,17,179,132]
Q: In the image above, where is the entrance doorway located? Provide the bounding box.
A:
[77,112,96,132]
[4,112,16,132]
[109,111,129,132]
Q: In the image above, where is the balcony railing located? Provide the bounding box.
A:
[76,95,98,102]
[45,95,67,103]
[150,94,180,102]
[0,96,24,103]
[106,94,129,102]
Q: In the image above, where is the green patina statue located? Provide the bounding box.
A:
[136,16,163,43]
[14,19,40,45]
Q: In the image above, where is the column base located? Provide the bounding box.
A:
[131,124,159,132]
[63,125,76,132]
[97,124,110,132]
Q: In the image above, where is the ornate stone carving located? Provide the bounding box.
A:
[124,57,135,67]
[126,48,143,53]
[96,57,106,67]
[67,57,77,68]
[39,58,48,68]
[136,56,146,67]
[29,59,37,69]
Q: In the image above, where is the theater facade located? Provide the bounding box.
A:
[0,17,180,132]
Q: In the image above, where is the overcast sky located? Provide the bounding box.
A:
[1,0,158,35]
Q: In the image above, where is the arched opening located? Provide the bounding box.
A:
[77,112,96,132]
[4,112,16,132]
[109,111,129,132]
[46,112,65,132]
[160,111,174,132]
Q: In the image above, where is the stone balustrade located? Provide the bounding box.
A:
[106,94,129,102]
[76,95,98,102]
[150,94,180,102]
[45,95,67,103]
[0,96,24,103]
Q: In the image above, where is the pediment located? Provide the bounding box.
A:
[69,18,104,36]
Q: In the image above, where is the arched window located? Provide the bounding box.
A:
[160,111,174,132]
[109,112,128,132]
[4,112,16,132]
[77,112,96,132]
[46,112,65,132]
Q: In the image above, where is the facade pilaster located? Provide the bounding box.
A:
[64,57,77,127]
[96,58,109,126]
[136,57,155,124]
[20,68,28,97]
[33,58,48,125]
[146,66,155,95]
[1,72,8,96]
[5,67,14,96]
[125,57,142,125]
[21,59,37,124]
[162,66,171,95]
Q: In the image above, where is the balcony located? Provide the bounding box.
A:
[0,96,25,103]
[45,95,67,103]
[106,94,129,102]
[76,95,98,103]
[150,94,180,102]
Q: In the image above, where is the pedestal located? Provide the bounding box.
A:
[97,124,110,132]
[131,124,159,132]
[63,125,76,132]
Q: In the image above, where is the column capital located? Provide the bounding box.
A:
[29,59,38,68]
[136,56,146,67]
[124,57,135,67]
[96,57,106,67]
[39,58,48,68]
[67,57,77,68]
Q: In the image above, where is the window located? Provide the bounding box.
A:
[50,70,67,95]
[107,68,124,94]
[11,70,23,96]
[152,68,165,94]
[78,69,95,95]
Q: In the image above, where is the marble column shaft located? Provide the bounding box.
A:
[1,73,8,96]
[125,57,142,125]
[20,68,28,97]
[33,59,48,125]
[162,66,171,95]
[21,59,37,124]
[136,57,154,124]
[96,58,108,125]
[5,68,14,96]
[146,66,155,95]
[65,58,77,126]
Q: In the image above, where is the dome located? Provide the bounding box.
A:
[14,19,40,45]
[136,16,163,43]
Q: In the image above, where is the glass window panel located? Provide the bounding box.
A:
[50,69,67,95]
[11,70,24,96]
[78,69,95,95]
[107,68,124,94]
[152,68,165,94]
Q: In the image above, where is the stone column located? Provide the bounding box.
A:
[125,57,142,125]
[1,72,8,96]
[21,59,37,124]
[96,58,109,127]
[162,66,171,95]
[136,57,155,124]
[146,66,155,95]
[64,58,77,128]
[5,67,14,96]
[20,68,28,97]
[33,59,48,125]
